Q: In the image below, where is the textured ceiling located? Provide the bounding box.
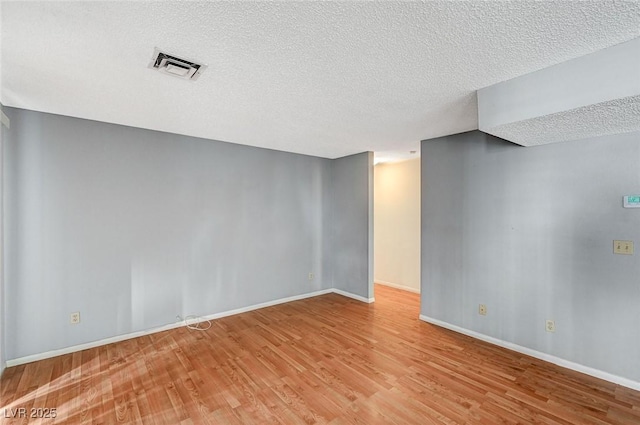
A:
[1,1,639,159]
[487,95,640,147]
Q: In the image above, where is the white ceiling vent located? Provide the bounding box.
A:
[149,48,207,81]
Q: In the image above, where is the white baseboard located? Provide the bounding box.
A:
[6,288,335,368]
[419,315,640,392]
[199,289,334,321]
[375,280,420,294]
[332,288,375,303]
[6,321,185,368]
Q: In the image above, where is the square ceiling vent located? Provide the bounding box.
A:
[149,48,207,81]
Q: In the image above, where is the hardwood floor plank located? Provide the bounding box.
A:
[2,285,639,424]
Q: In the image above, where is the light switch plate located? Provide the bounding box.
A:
[614,240,634,255]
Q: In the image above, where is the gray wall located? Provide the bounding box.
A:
[0,105,5,374]
[330,152,374,300]
[421,130,640,382]
[4,107,346,360]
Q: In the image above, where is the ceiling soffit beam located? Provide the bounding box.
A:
[477,37,640,147]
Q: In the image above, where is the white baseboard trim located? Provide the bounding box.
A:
[375,280,420,294]
[6,321,185,368]
[6,288,335,368]
[332,288,375,304]
[199,289,334,321]
[419,315,640,391]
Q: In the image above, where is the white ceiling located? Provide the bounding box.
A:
[1,1,639,160]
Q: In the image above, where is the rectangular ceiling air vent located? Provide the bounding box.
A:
[149,48,207,81]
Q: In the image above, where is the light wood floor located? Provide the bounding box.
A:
[1,285,639,424]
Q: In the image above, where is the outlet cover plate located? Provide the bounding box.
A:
[545,319,556,332]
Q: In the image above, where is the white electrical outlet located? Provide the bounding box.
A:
[308,272,314,281]
[70,312,80,324]
[545,319,556,332]
[479,304,487,316]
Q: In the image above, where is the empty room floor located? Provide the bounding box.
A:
[1,284,639,424]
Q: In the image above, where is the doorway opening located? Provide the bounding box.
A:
[373,156,421,300]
